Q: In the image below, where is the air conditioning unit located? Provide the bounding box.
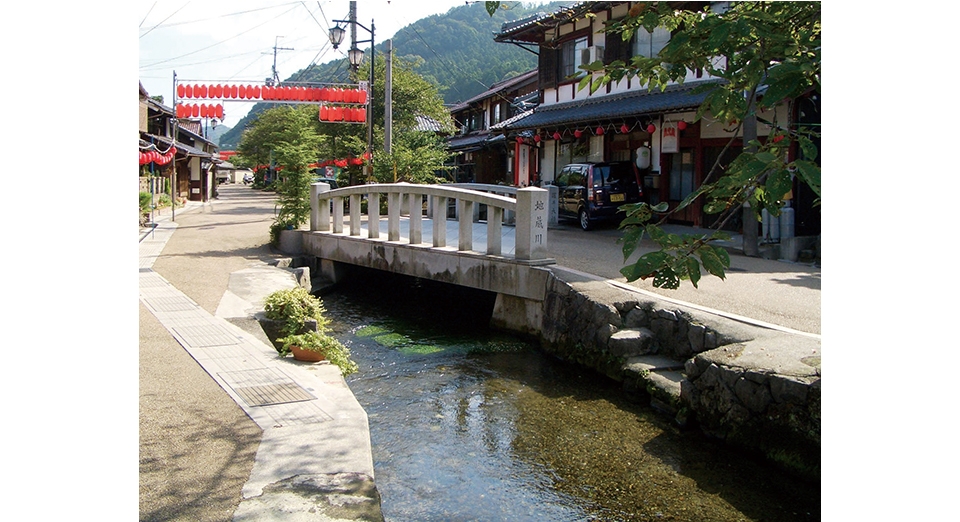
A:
[580,45,605,65]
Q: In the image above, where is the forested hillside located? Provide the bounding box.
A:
[218,1,566,149]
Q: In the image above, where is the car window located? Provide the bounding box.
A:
[593,164,638,188]
[557,170,570,187]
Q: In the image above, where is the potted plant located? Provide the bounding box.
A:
[263,287,327,338]
[276,331,359,374]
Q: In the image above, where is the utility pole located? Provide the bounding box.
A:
[266,36,294,86]
[384,39,392,155]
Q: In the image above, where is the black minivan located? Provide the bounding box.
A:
[554,161,643,230]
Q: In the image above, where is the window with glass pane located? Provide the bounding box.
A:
[561,36,588,78]
[632,27,671,59]
[669,151,695,201]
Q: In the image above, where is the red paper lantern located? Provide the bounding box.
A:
[677,121,687,130]
[574,130,582,138]
[184,84,193,98]
[596,126,604,135]
[251,86,261,99]
[200,104,208,118]
[198,85,207,98]
[647,124,656,133]
[212,84,222,98]
[621,124,630,133]
[358,108,366,122]
[553,132,561,140]
[191,104,199,117]
[230,85,239,98]
[215,104,224,119]
[534,134,541,143]
[177,84,185,98]
[358,89,368,104]
[516,136,524,144]
[319,105,329,121]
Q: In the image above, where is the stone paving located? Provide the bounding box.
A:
[139,207,382,521]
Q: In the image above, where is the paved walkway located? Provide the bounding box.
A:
[139,190,382,521]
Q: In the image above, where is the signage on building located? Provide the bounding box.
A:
[661,122,679,153]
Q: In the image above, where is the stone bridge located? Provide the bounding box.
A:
[291,182,554,327]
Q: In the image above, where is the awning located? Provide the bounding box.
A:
[492,80,721,132]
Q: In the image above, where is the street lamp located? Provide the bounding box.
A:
[329,13,375,185]
[348,47,364,68]
[329,24,346,49]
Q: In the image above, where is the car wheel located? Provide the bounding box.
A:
[579,208,591,231]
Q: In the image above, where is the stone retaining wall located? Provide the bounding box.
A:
[515,269,821,480]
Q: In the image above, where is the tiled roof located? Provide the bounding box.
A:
[447,132,491,151]
[493,81,720,131]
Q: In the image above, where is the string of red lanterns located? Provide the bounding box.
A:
[139,146,177,166]
[515,120,689,144]
[318,105,367,123]
[176,83,367,104]
[177,103,224,119]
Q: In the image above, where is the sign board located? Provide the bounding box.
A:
[661,121,679,153]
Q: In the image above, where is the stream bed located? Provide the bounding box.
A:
[322,268,820,521]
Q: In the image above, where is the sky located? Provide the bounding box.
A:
[139,1,516,128]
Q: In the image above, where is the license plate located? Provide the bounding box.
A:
[610,193,625,202]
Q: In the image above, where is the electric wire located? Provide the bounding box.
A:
[139,1,192,39]
[139,3,300,69]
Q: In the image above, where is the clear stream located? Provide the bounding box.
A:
[323,268,820,521]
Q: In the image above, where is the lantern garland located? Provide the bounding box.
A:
[318,105,367,123]
[139,146,177,166]
[177,83,367,104]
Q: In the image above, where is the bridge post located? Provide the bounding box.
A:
[387,191,401,242]
[487,207,503,255]
[368,192,381,239]
[310,182,331,232]
[350,194,362,236]
[459,199,474,251]
[408,193,423,244]
[333,198,344,234]
[432,195,447,247]
[515,187,548,261]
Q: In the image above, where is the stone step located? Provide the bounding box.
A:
[621,355,686,420]
[622,355,686,375]
[608,327,655,357]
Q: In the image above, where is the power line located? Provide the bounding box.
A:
[139,1,191,39]
[139,2,301,34]
[139,4,300,69]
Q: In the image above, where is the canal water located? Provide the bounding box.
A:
[322,268,819,521]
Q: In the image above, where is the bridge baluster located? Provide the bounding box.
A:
[487,206,503,255]
[408,193,422,245]
[432,195,447,247]
[459,199,474,251]
[333,197,344,234]
[310,182,331,232]
[387,191,401,242]
[368,192,381,239]
[350,194,362,236]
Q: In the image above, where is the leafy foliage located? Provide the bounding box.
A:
[263,287,329,338]
[276,331,359,375]
[574,1,821,288]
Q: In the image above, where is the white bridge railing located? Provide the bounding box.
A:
[309,182,549,261]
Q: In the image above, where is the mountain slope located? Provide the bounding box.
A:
[219,2,567,149]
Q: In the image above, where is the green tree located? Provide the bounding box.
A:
[490,1,821,288]
[333,53,454,185]
[237,105,321,243]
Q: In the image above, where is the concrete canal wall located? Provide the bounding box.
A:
[490,265,821,481]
